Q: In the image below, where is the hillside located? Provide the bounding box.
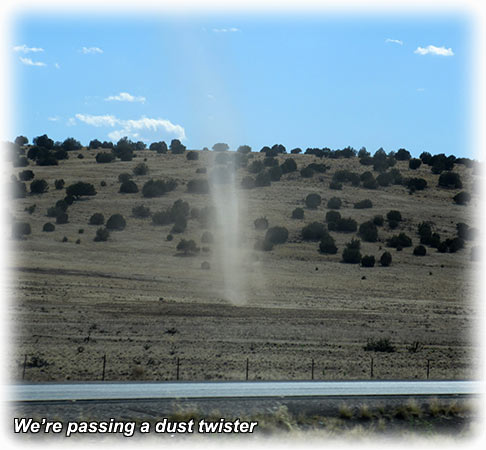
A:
[7,145,479,382]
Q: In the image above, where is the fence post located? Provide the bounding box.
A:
[311,358,315,380]
[426,359,430,380]
[246,358,249,381]
[22,354,27,380]
[101,354,106,381]
[370,357,374,378]
[176,357,180,381]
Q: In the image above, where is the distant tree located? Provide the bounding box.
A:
[268,166,283,181]
[413,245,427,256]
[395,148,411,161]
[329,181,342,190]
[42,222,55,232]
[171,216,187,234]
[33,134,54,150]
[142,179,177,197]
[334,217,358,233]
[279,158,297,174]
[241,176,255,189]
[407,177,427,191]
[373,215,384,226]
[386,210,402,222]
[248,160,264,174]
[96,152,115,163]
[255,171,271,187]
[15,136,28,146]
[62,137,82,151]
[387,232,412,248]
[420,151,432,165]
[30,179,48,194]
[149,141,168,153]
[89,139,102,149]
[56,212,69,224]
[132,205,151,218]
[186,151,199,161]
[170,139,186,154]
[325,210,341,223]
[212,143,229,152]
[319,234,338,254]
[342,240,362,264]
[290,148,302,154]
[66,182,96,198]
[118,173,132,183]
[305,193,321,209]
[237,145,252,154]
[409,158,422,170]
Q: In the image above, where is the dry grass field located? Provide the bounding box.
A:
[7,148,480,382]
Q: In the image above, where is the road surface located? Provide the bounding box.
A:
[10,380,479,402]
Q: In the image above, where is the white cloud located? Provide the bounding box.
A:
[81,47,103,54]
[66,118,76,127]
[416,88,426,92]
[414,45,454,56]
[75,114,118,127]
[19,57,46,67]
[54,63,60,69]
[105,92,146,103]
[385,38,403,45]
[13,44,44,53]
[74,114,186,141]
[48,116,60,122]
[212,27,240,33]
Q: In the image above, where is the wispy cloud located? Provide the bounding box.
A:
[54,63,61,69]
[81,46,103,54]
[105,92,146,103]
[414,45,454,56]
[19,57,46,67]
[74,113,186,141]
[416,88,426,92]
[48,116,60,122]
[13,44,44,53]
[385,38,403,45]
[212,27,240,33]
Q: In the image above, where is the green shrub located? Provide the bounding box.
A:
[42,222,55,232]
[265,226,288,245]
[268,166,283,181]
[54,179,65,190]
[300,166,314,178]
[380,251,392,266]
[387,232,412,248]
[329,181,343,190]
[152,210,172,226]
[142,179,177,198]
[94,227,109,242]
[12,222,31,239]
[342,247,361,264]
[133,162,149,176]
[186,151,199,161]
[254,238,274,252]
[386,210,402,222]
[335,217,358,233]
[409,158,422,170]
[280,158,297,174]
[354,199,373,209]
[176,239,199,255]
[364,338,395,352]
[248,160,264,174]
[453,191,471,205]
[255,171,271,187]
[327,197,342,210]
[132,205,151,218]
[376,172,393,187]
[19,170,34,181]
[241,176,255,189]
[319,235,337,254]
[187,179,210,194]
[106,214,126,231]
[359,221,378,242]
[448,237,465,253]
[438,171,462,189]
[413,245,427,256]
[118,173,132,183]
[95,152,115,163]
[56,213,68,224]
[166,234,173,241]
[305,193,321,209]
[254,217,269,230]
[171,216,187,233]
[119,180,139,193]
[302,222,327,241]
[361,255,375,267]
[30,179,48,194]
[288,207,304,220]
[362,176,378,189]
[89,213,104,225]
[407,177,427,191]
[325,210,341,223]
[66,182,96,198]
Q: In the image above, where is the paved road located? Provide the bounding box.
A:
[10,380,479,402]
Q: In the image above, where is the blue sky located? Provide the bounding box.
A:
[11,13,472,157]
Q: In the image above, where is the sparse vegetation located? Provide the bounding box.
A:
[305,193,321,209]
[106,214,126,231]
